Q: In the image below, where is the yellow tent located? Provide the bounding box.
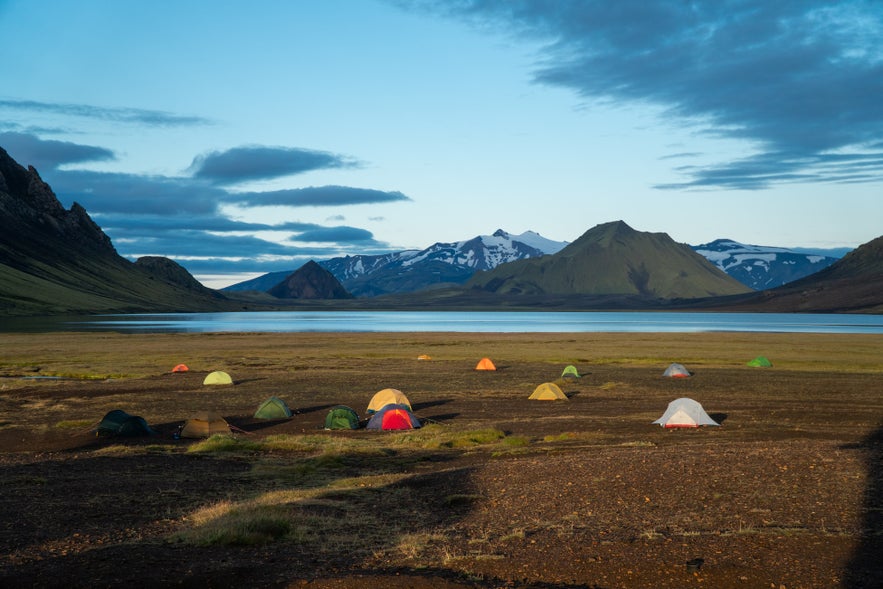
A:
[367,388,411,414]
[529,382,568,400]
[417,354,432,361]
[203,371,233,385]
[475,357,496,371]
[180,412,230,438]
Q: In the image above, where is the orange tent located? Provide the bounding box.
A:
[475,357,496,371]
[171,364,189,373]
[417,354,432,361]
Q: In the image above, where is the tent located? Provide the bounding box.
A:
[324,405,360,430]
[180,412,230,438]
[95,409,154,437]
[367,388,411,414]
[203,371,233,385]
[652,398,719,428]
[663,363,691,378]
[171,363,189,373]
[254,396,292,419]
[366,404,421,430]
[561,365,581,378]
[529,382,568,400]
[475,357,496,371]
[747,356,773,368]
[417,354,432,361]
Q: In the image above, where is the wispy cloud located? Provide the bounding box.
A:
[230,185,411,207]
[407,0,883,189]
[0,98,212,127]
[189,145,360,185]
[0,131,114,171]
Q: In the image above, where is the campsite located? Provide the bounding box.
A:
[0,330,881,588]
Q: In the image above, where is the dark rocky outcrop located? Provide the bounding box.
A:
[268,260,353,299]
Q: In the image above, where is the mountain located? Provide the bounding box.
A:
[705,234,883,313]
[0,147,229,316]
[267,261,353,299]
[224,229,568,297]
[693,239,841,290]
[466,221,751,298]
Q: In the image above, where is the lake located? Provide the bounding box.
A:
[5,311,883,334]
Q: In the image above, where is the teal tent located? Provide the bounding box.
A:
[324,405,360,430]
[96,410,154,437]
[254,396,293,419]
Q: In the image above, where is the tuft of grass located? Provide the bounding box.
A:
[186,434,263,453]
[54,419,94,430]
[175,500,294,546]
[391,425,506,449]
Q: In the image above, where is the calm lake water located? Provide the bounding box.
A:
[5,311,883,334]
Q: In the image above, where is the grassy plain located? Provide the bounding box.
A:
[0,331,881,588]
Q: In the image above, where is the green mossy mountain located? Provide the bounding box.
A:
[466,221,751,298]
[0,147,232,316]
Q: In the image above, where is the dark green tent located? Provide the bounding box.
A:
[324,405,360,430]
[96,410,154,437]
[254,396,293,419]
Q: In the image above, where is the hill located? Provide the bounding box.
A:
[0,147,231,316]
[466,221,751,299]
[267,261,353,299]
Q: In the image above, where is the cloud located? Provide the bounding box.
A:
[190,145,359,185]
[230,185,412,207]
[409,1,883,189]
[295,226,376,243]
[0,98,212,127]
[0,131,115,171]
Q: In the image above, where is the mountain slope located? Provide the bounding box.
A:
[0,147,229,316]
[466,221,751,298]
[693,239,840,290]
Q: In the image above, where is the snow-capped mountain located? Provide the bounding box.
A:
[224,229,568,297]
[692,239,842,290]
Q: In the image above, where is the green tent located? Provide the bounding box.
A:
[96,409,154,437]
[561,365,581,378]
[324,405,360,430]
[747,356,773,368]
[254,396,293,419]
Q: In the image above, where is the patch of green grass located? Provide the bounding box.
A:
[175,500,294,546]
[186,434,264,453]
[54,419,94,430]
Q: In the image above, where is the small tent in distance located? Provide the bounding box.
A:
[747,356,773,368]
[475,357,496,371]
[324,405,360,430]
[254,396,292,419]
[203,371,233,385]
[652,398,719,428]
[663,363,691,378]
[180,412,231,438]
[95,409,154,437]
[171,364,189,373]
[417,354,432,361]
[529,382,568,400]
[367,388,411,414]
[561,365,581,379]
[366,404,421,430]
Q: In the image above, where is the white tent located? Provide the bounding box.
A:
[652,398,719,428]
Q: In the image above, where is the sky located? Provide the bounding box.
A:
[1,0,881,288]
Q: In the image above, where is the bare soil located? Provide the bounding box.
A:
[0,331,881,588]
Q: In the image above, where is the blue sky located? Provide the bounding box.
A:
[2,0,881,288]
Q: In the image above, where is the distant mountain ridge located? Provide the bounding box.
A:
[225,229,568,297]
[692,239,840,290]
[466,221,751,298]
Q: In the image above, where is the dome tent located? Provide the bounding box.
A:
[203,371,233,385]
[366,404,421,430]
[324,405,360,430]
[529,382,568,400]
[747,356,773,368]
[475,357,496,371]
[663,363,691,378]
[561,365,581,378]
[95,409,154,437]
[254,396,292,419]
[180,412,231,438]
[367,388,411,414]
[652,398,719,428]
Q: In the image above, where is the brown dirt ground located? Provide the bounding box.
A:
[0,331,881,588]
